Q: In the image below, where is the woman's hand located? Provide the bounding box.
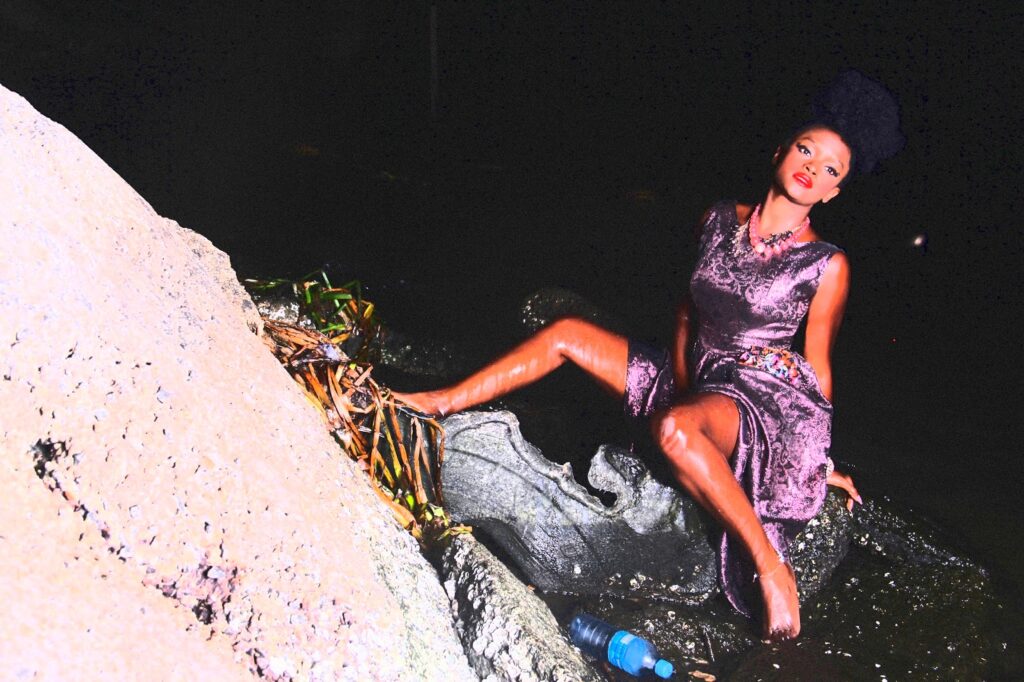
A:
[827,469,862,512]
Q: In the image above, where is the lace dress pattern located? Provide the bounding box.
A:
[625,199,840,615]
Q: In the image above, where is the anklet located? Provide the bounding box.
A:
[754,552,789,581]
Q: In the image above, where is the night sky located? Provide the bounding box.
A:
[3,2,1023,604]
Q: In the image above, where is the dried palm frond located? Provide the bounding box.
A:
[245,273,468,542]
[244,270,381,364]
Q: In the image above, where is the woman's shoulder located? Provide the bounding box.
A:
[799,237,848,298]
[694,200,739,241]
[701,199,740,225]
[801,228,845,257]
[733,201,753,226]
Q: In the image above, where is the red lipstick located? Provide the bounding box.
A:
[793,172,813,189]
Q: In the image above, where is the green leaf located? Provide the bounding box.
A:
[319,291,352,300]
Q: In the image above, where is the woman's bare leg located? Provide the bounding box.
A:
[393,317,628,416]
[651,394,800,641]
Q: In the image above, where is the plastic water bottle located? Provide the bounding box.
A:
[569,613,674,679]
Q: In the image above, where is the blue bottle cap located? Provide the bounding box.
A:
[655,659,674,678]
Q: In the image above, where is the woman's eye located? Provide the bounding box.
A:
[826,167,838,177]
[797,144,810,155]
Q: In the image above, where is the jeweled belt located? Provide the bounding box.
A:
[737,345,800,384]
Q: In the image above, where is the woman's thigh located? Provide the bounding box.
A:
[669,391,741,459]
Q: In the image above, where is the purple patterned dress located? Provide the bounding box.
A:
[624,199,840,615]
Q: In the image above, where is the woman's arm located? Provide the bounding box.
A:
[672,297,693,392]
[806,252,859,509]
[673,207,722,392]
[803,251,850,402]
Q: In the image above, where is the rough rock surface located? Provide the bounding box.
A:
[0,83,474,680]
[519,286,628,336]
[575,495,1013,678]
[788,490,853,595]
[441,534,601,682]
[1,451,249,681]
[441,411,719,602]
[724,497,1013,678]
[441,411,853,608]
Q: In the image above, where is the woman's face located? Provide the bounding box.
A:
[773,128,852,205]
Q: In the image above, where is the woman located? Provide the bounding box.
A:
[395,71,903,641]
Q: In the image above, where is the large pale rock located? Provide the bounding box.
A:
[0,84,474,681]
[0,449,248,681]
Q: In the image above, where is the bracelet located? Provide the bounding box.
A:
[825,457,835,478]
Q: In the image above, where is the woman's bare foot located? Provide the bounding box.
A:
[391,390,451,417]
[757,560,801,641]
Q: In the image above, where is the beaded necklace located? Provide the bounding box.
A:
[731,204,811,259]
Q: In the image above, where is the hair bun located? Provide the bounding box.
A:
[809,70,905,175]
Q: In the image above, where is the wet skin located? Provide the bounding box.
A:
[394,128,861,641]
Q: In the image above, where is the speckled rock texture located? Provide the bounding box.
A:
[578,495,1014,679]
[788,490,853,595]
[441,534,601,682]
[0,83,474,681]
[519,287,628,336]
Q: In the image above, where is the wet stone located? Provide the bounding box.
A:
[441,410,852,606]
[519,287,629,336]
[249,292,312,330]
[580,498,1015,679]
[374,328,473,380]
[789,491,853,596]
[440,411,719,603]
[438,409,1014,679]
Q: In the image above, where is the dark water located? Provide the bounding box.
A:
[4,1,1022,673]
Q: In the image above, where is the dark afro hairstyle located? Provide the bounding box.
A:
[801,69,906,178]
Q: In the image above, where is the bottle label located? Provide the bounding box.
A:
[607,631,634,669]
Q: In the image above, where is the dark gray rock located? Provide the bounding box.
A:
[249,289,315,329]
[520,287,628,335]
[440,411,719,603]
[850,494,968,567]
[561,497,1013,680]
[375,327,473,379]
[789,491,853,596]
[440,410,855,606]
[434,397,1012,677]
[441,534,602,682]
[726,497,1014,679]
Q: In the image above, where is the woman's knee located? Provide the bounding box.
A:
[539,317,628,395]
[651,405,704,460]
[543,317,593,349]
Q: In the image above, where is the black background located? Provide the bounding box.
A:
[4,1,1022,610]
